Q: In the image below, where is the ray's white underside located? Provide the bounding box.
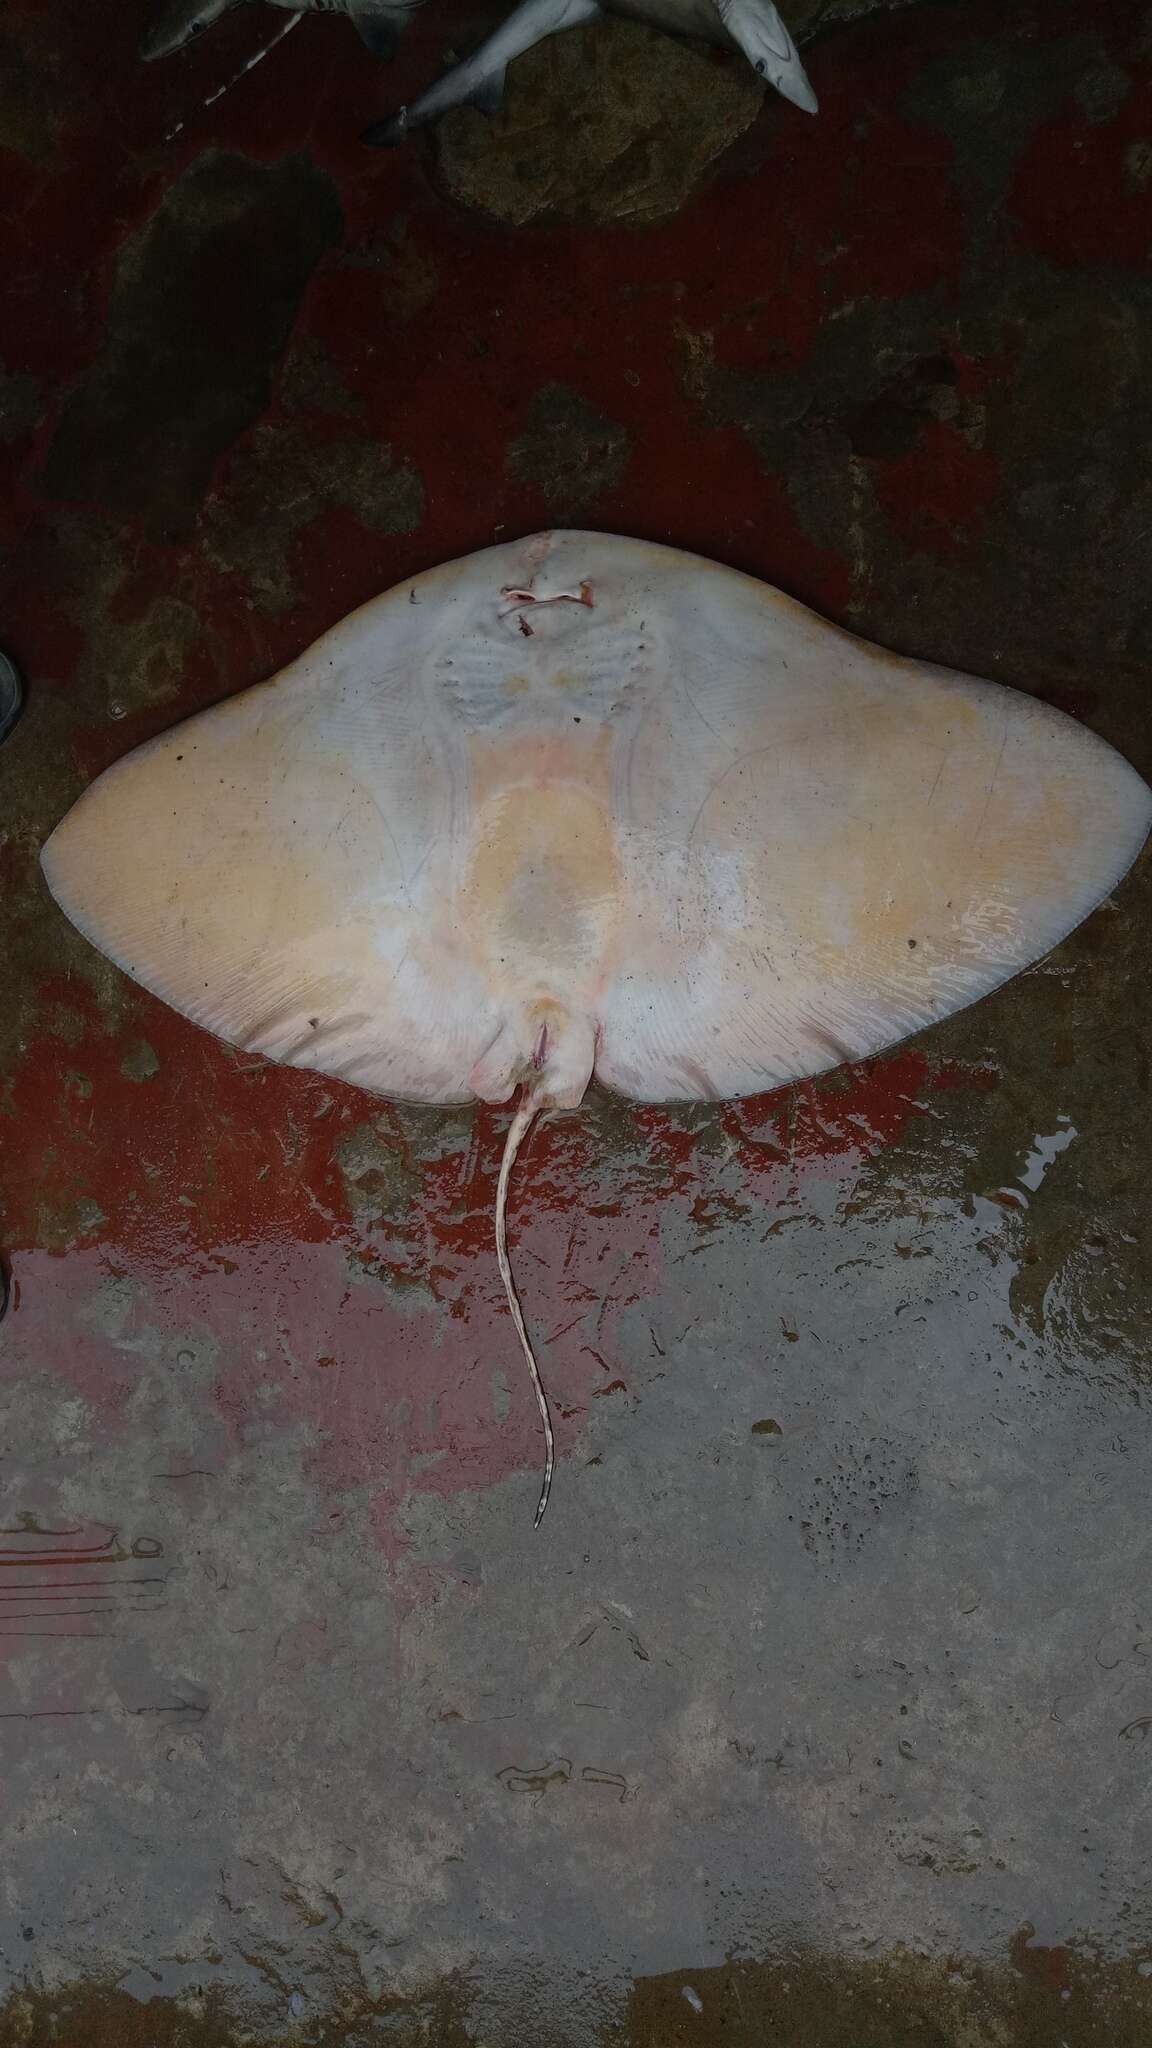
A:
[41,529,1152,1117]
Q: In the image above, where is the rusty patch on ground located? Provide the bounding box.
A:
[280,336,365,420]
[4,1938,1152,2044]
[0,364,44,446]
[0,22,65,164]
[200,420,424,613]
[506,382,630,520]
[42,152,343,540]
[0,1972,477,2047]
[628,1942,1152,2045]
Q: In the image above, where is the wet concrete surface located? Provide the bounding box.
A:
[2,0,1152,2038]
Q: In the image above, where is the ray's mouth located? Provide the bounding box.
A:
[498,580,594,619]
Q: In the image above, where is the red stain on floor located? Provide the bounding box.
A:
[874,419,1001,555]
[1011,89,1152,271]
[2,967,991,1599]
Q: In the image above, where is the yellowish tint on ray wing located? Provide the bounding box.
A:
[589,541,1152,1100]
[40,562,504,1103]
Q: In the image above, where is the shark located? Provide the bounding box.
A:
[361,0,817,145]
[141,0,420,65]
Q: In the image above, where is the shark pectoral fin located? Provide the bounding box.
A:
[351,9,401,58]
[469,63,507,114]
[361,0,600,142]
[720,0,817,113]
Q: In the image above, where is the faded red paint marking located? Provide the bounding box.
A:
[873,420,1001,556]
[1011,72,1152,270]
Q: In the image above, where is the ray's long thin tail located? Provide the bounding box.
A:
[495,1092,554,1527]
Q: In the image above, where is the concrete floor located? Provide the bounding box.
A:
[2,0,1152,2039]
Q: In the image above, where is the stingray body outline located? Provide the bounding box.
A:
[40,532,1152,1522]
